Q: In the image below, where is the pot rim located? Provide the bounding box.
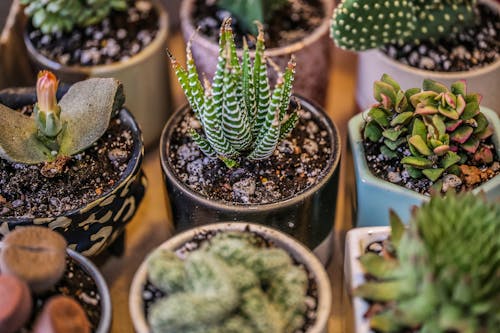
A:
[348,107,500,200]
[159,94,341,212]
[23,0,169,74]
[129,222,332,333]
[67,248,112,333]
[179,0,333,57]
[367,0,500,79]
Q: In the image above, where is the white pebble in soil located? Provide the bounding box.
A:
[232,178,256,204]
[441,174,462,193]
[302,138,318,155]
[387,171,402,183]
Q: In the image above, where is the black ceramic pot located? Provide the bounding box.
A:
[0,87,147,256]
[160,95,341,265]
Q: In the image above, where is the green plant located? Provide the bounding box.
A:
[20,0,127,34]
[0,70,124,166]
[330,0,477,51]
[169,18,299,168]
[355,193,500,332]
[217,0,288,35]
[146,231,309,333]
[364,74,495,183]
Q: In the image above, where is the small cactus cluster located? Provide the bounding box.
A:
[20,0,127,34]
[0,71,124,165]
[355,193,500,332]
[364,74,495,183]
[169,19,299,168]
[330,0,477,51]
[217,0,288,35]
[146,231,309,333]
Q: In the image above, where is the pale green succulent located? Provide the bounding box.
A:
[0,71,124,165]
[146,231,309,333]
[355,193,500,332]
[168,18,299,168]
[20,0,127,34]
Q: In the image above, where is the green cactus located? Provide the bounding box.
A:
[146,231,309,333]
[217,0,288,35]
[355,193,500,332]
[330,0,477,51]
[169,19,299,168]
[0,71,124,165]
[364,74,495,183]
[20,0,127,34]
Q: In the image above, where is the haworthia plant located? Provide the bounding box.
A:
[169,18,299,168]
[364,74,495,183]
[0,71,124,164]
[20,0,127,34]
[355,193,500,332]
[330,0,477,51]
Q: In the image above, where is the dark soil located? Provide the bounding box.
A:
[193,0,324,49]
[26,0,159,66]
[167,105,332,205]
[19,255,102,332]
[381,3,500,72]
[0,106,133,218]
[142,228,319,332]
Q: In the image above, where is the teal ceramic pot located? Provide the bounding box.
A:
[348,107,500,227]
[0,87,147,256]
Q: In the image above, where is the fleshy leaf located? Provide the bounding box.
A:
[364,121,383,142]
[389,210,404,248]
[423,79,448,94]
[438,105,459,120]
[451,80,466,96]
[450,126,473,144]
[390,112,413,126]
[441,151,461,169]
[382,128,406,142]
[461,101,480,120]
[374,81,396,106]
[401,156,432,168]
[462,137,480,154]
[423,168,444,182]
[368,107,390,127]
[409,135,432,156]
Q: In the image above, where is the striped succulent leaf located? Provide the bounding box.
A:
[169,18,298,168]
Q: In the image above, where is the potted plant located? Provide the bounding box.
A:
[0,226,112,332]
[129,222,332,333]
[160,21,341,264]
[345,193,500,333]
[348,74,499,227]
[179,0,334,105]
[0,71,146,256]
[331,0,500,112]
[19,0,172,146]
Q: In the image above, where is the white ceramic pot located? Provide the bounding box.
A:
[129,222,332,333]
[356,0,500,113]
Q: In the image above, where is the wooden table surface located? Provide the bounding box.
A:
[99,31,359,333]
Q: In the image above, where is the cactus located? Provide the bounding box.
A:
[20,0,127,34]
[169,19,299,168]
[364,74,495,184]
[330,0,477,51]
[146,231,309,333]
[217,0,288,35]
[355,193,500,332]
[0,71,124,165]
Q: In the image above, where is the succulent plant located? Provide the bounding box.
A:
[355,193,500,332]
[20,0,127,34]
[217,0,288,35]
[0,70,124,166]
[169,18,299,168]
[330,0,477,51]
[146,231,309,333]
[364,74,495,183]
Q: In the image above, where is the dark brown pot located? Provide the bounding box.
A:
[179,0,333,106]
[159,95,341,265]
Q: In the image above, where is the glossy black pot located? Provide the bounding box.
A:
[160,95,341,264]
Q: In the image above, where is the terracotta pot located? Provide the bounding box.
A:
[356,0,500,114]
[129,222,332,333]
[22,0,172,147]
[159,95,341,265]
[348,108,500,227]
[0,87,147,256]
[179,0,333,105]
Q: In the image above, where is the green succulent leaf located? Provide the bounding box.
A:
[409,135,432,156]
[450,126,473,144]
[390,112,413,126]
[401,156,432,168]
[384,137,406,151]
[364,121,383,142]
[438,105,459,120]
[461,101,480,120]
[374,81,397,106]
[382,128,406,142]
[359,253,400,279]
[389,210,404,248]
[380,145,399,159]
[451,80,467,96]
[423,79,449,94]
[368,107,390,127]
[422,168,444,182]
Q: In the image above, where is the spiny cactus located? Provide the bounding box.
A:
[0,71,124,165]
[20,0,127,34]
[330,0,477,51]
[217,0,288,35]
[169,19,299,168]
[364,74,495,183]
[146,231,309,333]
[355,193,500,332]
